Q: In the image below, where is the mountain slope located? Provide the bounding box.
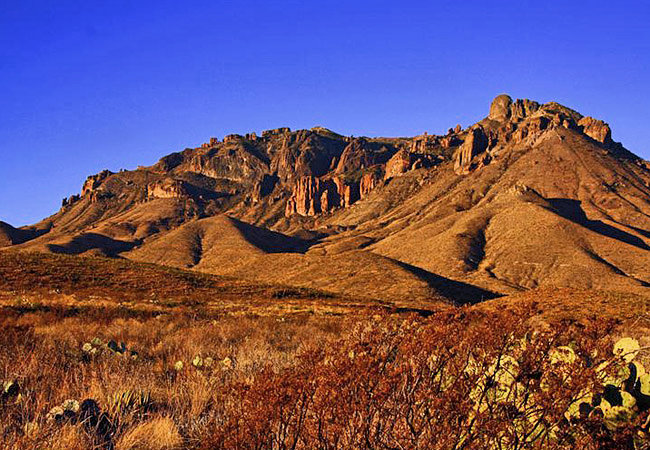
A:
[126,215,485,303]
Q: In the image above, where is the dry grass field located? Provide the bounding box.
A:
[1,253,649,449]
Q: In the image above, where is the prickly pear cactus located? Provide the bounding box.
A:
[62,399,80,413]
[613,337,640,363]
[46,406,65,423]
[567,337,650,435]
[549,346,577,365]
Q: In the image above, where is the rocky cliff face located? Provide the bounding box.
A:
[285,175,362,216]
[454,127,489,175]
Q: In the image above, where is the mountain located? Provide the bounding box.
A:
[3,95,649,303]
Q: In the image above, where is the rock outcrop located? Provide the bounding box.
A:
[360,170,382,199]
[454,127,489,174]
[147,179,188,199]
[488,94,540,122]
[578,116,613,145]
[285,175,361,216]
[335,138,392,174]
[252,174,278,202]
[384,150,415,180]
[82,170,113,196]
[61,194,81,208]
[285,177,336,216]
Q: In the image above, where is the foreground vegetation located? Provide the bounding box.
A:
[0,253,649,449]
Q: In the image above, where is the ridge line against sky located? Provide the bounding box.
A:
[1,0,649,226]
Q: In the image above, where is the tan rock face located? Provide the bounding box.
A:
[578,116,612,144]
[285,175,362,217]
[410,134,438,153]
[335,139,372,174]
[147,179,187,199]
[510,98,540,121]
[360,171,381,199]
[441,135,461,149]
[384,150,414,180]
[489,94,514,121]
[454,127,489,174]
[332,177,360,208]
[252,174,278,202]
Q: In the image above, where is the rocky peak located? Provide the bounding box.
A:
[488,94,514,121]
[155,151,186,172]
[488,95,540,122]
[262,127,291,138]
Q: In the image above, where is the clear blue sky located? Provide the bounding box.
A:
[1,1,648,226]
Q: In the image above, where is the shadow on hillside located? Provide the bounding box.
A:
[0,221,50,246]
[548,199,650,251]
[630,225,650,240]
[229,218,316,254]
[392,260,502,305]
[48,233,140,257]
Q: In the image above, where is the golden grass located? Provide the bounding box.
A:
[115,417,182,450]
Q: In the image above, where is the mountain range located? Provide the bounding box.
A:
[2,94,649,305]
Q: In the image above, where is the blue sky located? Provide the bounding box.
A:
[1,0,648,226]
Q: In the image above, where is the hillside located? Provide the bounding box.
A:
[2,95,649,302]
